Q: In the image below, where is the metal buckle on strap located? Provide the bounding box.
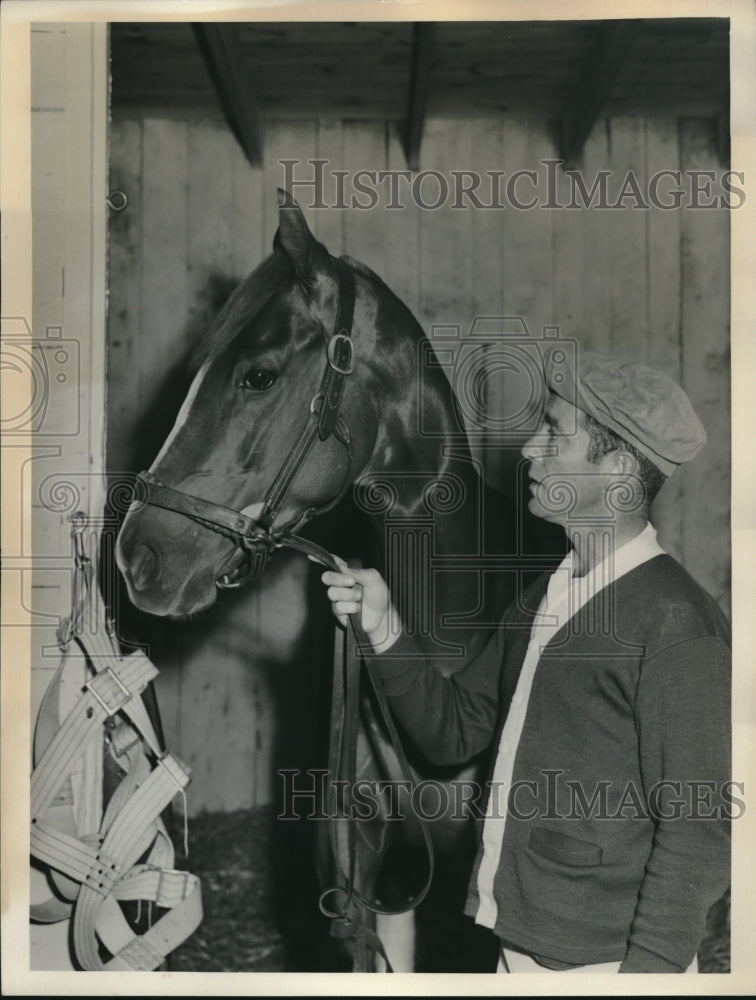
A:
[158,751,191,792]
[157,867,191,906]
[86,668,132,716]
[327,333,354,375]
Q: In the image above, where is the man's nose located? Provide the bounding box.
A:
[521,432,542,461]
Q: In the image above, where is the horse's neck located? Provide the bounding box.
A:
[359,341,506,660]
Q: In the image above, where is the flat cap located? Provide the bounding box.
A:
[543,346,707,475]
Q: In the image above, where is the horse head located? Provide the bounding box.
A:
[117,191,392,617]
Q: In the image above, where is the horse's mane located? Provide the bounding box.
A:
[342,255,424,333]
[190,251,295,371]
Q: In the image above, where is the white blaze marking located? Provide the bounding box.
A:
[148,362,267,519]
[149,362,211,469]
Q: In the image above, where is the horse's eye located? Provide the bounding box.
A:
[242,368,277,391]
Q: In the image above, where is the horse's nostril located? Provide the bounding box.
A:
[131,544,159,591]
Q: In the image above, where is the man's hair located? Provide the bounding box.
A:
[583,412,667,509]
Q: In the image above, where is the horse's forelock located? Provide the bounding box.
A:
[189,252,295,371]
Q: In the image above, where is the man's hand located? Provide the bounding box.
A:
[317,556,402,653]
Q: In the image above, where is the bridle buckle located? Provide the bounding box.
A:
[327,333,354,376]
[240,523,282,554]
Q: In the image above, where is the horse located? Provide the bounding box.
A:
[115,190,556,972]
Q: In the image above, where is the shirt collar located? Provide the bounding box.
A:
[546,521,666,613]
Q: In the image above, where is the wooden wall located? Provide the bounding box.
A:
[27,22,109,969]
[107,114,731,815]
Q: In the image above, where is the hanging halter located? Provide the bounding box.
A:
[31,513,203,970]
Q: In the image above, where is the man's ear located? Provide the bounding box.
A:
[600,448,637,476]
[617,449,637,475]
[604,449,647,515]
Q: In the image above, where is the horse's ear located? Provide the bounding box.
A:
[274,188,338,315]
[275,188,332,274]
[274,189,313,270]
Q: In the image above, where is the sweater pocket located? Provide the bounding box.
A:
[528,827,603,867]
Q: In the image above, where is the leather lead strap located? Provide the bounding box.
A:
[289,535,436,972]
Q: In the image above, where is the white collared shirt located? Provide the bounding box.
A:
[475,522,666,929]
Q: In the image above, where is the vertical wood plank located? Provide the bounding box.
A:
[139,119,189,446]
[342,122,389,272]
[679,119,731,613]
[417,119,474,335]
[386,121,421,316]
[579,119,613,352]
[644,119,684,559]
[186,120,238,354]
[469,121,505,471]
[30,111,66,333]
[107,118,143,472]
[314,119,344,254]
[28,21,109,970]
[501,120,554,340]
[606,118,649,358]
[552,148,585,344]
[231,129,265,275]
[470,121,505,319]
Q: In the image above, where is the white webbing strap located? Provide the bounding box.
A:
[106,875,203,971]
[31,651,157,819]
[70,751,194,970]
[31,594,203,970]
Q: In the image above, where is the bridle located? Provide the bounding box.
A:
[133,256,357,589]
[129,255,434,970]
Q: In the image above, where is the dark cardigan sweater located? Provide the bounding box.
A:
[374,554,732,972]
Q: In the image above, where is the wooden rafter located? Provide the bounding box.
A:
[403,22,436,172]
[192,23,263,167]
[561,20,639,165]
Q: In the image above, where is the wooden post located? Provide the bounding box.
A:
[403,23,435,172]
[561,20,639,166]
[193,22,264,168]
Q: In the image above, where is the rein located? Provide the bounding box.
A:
[130,256,434,970]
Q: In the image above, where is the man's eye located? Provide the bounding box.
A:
[242,368,277,391]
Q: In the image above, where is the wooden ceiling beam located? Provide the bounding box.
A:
[403,22,435,171]
[561,19,640,165]
[192,23,263,167]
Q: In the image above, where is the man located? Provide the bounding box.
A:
[321,346,731,973]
